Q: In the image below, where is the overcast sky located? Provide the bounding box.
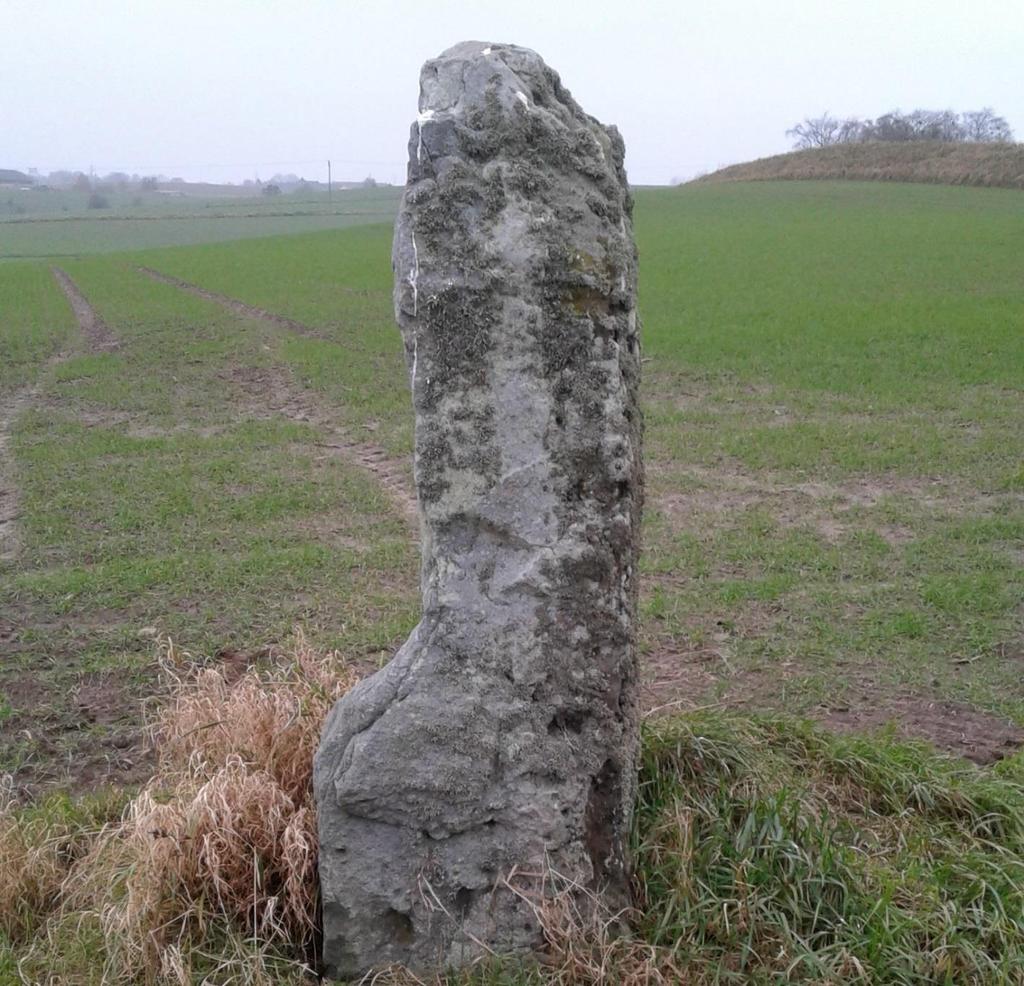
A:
[3,0,1022,186]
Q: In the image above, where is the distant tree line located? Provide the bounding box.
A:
[8,169,390,197]
[787,108,1013,149]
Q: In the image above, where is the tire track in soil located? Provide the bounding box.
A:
[137,265,418,527]
[52,267,121,352]
[226,365,419,530]
[138,265,330,342]
[16,269,121,556]
[3,270,120,559]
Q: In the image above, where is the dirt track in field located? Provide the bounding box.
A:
[137,265,329,340]
[7,266,123,557]
[2,278,137,798]
[59,267,417,527]
[137,265,418,527]
[51,267,120,351]
[223,364,419,529]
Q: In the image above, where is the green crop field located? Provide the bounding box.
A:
[0,185,403,260]
[2,180,1023,983]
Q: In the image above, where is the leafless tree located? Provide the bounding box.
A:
[836,118,870,144]
[788,108,1015,148]
[786,113,844,148]
[961,108,1013,143]
[903,109,962,141]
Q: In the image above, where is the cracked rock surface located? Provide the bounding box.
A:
[315,40,643,979]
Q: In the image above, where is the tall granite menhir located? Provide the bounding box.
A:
[315,41,643,978]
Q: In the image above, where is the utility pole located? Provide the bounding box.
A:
[327,159,332,204]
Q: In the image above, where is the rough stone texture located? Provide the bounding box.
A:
[314,41,642,979]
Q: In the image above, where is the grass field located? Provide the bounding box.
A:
[1,179,1022,981]
[133,181,1024,741]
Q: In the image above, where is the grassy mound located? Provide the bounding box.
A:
[2,643,1023,984]
[697,142,1024,190]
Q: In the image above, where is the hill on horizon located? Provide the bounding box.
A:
[696,141,1024,190]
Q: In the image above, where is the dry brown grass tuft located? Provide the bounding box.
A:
[518,879,685,986]
[0,777,74,943]
[62,631,360,981]
[153,632,349,804]
[0,776,122,946]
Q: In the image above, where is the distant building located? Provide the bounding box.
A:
[0,169,34,186]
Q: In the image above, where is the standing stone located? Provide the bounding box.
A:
[314,41,642,979]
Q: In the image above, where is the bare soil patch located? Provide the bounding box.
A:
[823,697,1024,765]
[211,643,281,683]
[51,267,120,352]
[0,664,153,797]
[642,460,1024,760]
[640,641,1024,764]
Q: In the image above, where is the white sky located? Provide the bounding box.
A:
[3,0,1022,186]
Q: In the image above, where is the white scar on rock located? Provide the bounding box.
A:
[407,233,420,317]
[515,91,529,108]
[416,109,436,164]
